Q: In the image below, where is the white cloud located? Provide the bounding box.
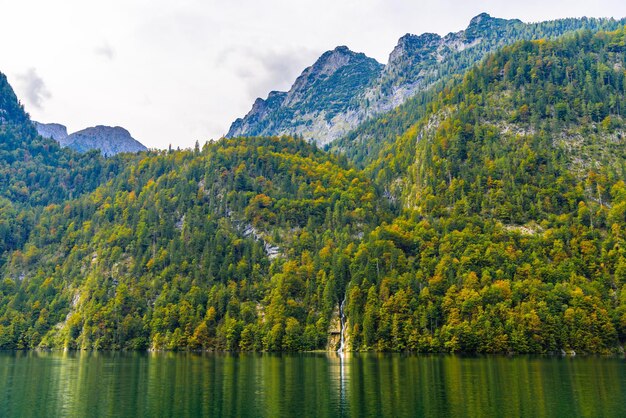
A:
[15,68,51,109]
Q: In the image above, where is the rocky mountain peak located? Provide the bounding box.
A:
[66,125,147,156]
[227,44,383,142]
[314,46,358,70]
[297,46,374,86]
[465,12,522,40]
[94,125,130,136]
[468,12,494,27]
[255,45,381,121]
[33,121,70,145]
[388,33,443,64]
[34,121,147,156]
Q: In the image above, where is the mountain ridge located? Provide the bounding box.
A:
[227,13,626,145]
[34,122,147,155]
[228,45,383,143]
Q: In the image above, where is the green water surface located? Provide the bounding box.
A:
[0,351,624,417]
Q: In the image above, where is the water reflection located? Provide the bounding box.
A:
[328,352,350,417]
[0,352,624,418]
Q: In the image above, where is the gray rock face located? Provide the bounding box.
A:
[65,126,147,156]
[227,13,626,146]
[34,121,146,155]
[33,122,69,145]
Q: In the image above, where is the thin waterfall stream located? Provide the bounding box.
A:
[338,295,346,353]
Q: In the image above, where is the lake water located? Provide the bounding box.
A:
[0,351,624,417]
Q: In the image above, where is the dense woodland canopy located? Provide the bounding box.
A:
[1,27,626,353]
[344,28,626,353]
[0,135,388,350]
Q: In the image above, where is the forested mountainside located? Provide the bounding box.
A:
[341,28,626,353]
[1,27,626,353]
[228,13,626,146]
[0,136,388,350]
[0,73,131,267]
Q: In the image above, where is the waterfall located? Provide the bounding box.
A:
[338,294,347,353]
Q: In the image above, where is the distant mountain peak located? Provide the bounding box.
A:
[34,122,147,156]
[394,32,443,51]
[228,45,383,142]
[94,125,130,136]
[465,12,522,36]
[389,32,443,64]
[468,12,494,26]
[33,121,69,145]
[305,45,377,80]
[330,45,353,55]
[398,32,442,43]
[66,125,147,155]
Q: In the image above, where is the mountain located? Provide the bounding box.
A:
[34,123,147,155]
[32,122,69,145]
[64,125,147,155]
[228,46,383,144]
[228,13,626,146]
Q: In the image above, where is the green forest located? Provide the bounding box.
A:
[1,27,626,353]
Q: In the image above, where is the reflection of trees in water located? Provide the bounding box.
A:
[0,352,624,417]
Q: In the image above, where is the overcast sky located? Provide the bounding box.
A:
[1,0,625,149]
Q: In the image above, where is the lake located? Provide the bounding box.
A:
[0,351,624,417]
